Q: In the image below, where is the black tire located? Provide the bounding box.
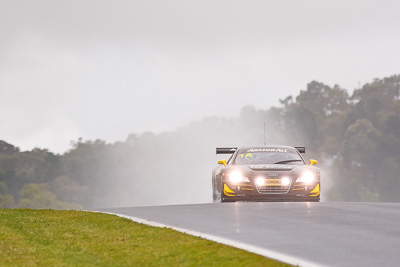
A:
[212,173,221,202]
[212,172,223,203]
[213,189,221,203]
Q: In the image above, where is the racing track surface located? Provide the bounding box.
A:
[96,202,400,267]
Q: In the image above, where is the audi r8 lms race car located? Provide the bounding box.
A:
[212,145,320,202]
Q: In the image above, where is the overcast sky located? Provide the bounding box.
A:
[1,0,400,153]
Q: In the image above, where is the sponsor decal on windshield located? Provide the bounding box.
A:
[247,148,288,153]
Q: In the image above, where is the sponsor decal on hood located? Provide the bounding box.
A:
[250,165,293,170]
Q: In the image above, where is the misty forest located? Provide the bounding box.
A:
[0,74,399,209]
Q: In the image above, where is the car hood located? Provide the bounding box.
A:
[227,164,318,175]
[248,164,295,171]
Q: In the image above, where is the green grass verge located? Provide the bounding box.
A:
[0,209,292,266]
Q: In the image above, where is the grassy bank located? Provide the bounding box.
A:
[0,209,291,266]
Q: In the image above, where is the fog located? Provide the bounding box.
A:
[100,122,259,207]
[90,110,323,208]
[1,0,400,153]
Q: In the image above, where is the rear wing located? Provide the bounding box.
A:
[217,147,305,154]
[295,147,305,153]
[216,147,237,154]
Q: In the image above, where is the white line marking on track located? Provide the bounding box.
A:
[90,210,324,267]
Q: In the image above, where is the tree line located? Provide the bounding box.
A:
[0,74,399,209]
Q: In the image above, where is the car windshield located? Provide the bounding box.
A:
[233,148,304,165]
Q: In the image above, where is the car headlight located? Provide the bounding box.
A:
[229,171,250,183]
[281,177,291,186]
[296,172,315,184]
[255,177,265,186]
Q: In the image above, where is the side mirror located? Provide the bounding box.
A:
[218,160,227,167]
[309,159,318,166]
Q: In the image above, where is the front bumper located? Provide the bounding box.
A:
[222,182,320,202]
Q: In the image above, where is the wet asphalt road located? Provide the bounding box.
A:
[96,202,400,267]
